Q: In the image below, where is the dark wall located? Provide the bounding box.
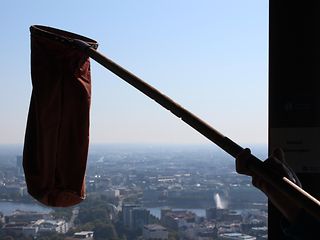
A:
[269,1,320,239]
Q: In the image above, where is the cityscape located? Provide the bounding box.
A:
[0,144,268,240]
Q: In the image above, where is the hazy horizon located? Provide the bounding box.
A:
[0,142,268,161]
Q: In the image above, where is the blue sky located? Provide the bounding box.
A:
[0,1,268,146]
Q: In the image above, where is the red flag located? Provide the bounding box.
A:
[23,25,98,207]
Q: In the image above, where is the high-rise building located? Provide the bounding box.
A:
[122,204,150,230]
[130,208,150,230]
[122,204,140,228]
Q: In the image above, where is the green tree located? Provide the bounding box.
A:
[2,236,15,240]
[93,222,118,240]
[37,232,64,240]
[73,194,123,239]
[169,231,180,240]
[52,207,73,221]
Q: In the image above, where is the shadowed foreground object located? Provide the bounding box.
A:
[23,26,98,207]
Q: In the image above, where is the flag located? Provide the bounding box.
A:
[23,25,98,207]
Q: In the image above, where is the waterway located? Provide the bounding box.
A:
[0,202,52,215]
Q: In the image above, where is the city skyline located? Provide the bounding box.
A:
[0,143,268,239]
[0,1,268,145]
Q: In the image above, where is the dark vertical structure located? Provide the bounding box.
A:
[269,0,320,238]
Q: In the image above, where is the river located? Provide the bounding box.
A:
[0,202,207,219]
[0,202,52,215]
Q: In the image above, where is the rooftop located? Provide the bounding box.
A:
[144,224,167,231]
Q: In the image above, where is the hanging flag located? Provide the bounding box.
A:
[23,25,98,207]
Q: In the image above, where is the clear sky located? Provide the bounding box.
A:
[0,0,268,146]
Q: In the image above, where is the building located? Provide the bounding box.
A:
[206,208,217,220]
[6,210,51,223]
[65,231,94,239]
[250,226,268,239]
[104,189,120,198]
[220,211,242,223]
[143,224,168,240]
[182,221,218,240]
[122,204,151,230]
[123,204,140,227]
[34,219,69,234]
[74,231,94,239]
[130,207,150,230]
[161,210,196,231]
[219,233,256,240]
[160,208,172,223]
[196,222,218,239]
[2,222,38,238]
